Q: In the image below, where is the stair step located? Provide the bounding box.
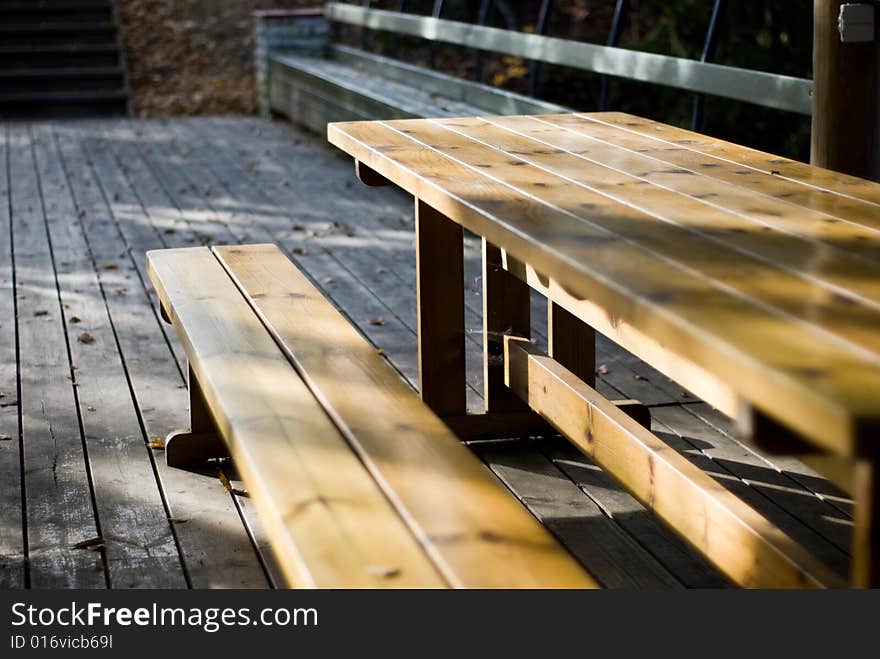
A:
[0,45,120,69]
[0,0,129,119]
[0,67,125,92]
[0,8,113,23]
[0,89,127,104]
[0,89,128,118]
[0,100,127,120]
[0,23,118,46]
[0,0,111,7]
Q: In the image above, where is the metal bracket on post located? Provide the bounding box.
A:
[839,3,875,43]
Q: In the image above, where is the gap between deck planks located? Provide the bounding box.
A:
[0,117,855,588]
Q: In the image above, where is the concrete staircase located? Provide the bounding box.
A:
[0,0,130,119]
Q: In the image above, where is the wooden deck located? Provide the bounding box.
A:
[0,116,854,589]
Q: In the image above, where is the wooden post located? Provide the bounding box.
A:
[415,199,467,416]
[548,301,596,388]
[852,459,880,587]
[811,0,878,178]
[482,239,531,413]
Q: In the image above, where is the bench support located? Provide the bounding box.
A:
[415,199,467,416]
[502,335,843,588]
[165,366,228,468]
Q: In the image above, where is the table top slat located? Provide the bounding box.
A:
[586,112,880,208]
[327,114,880,454]
[520,114,880,264]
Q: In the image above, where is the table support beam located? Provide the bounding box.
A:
[503,336,844,589]
[548,300,595,388]
[853,460,880,587]
[482,239,531,413]
[415,199,467,416]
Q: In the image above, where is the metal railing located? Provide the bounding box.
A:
[335,1,811,122]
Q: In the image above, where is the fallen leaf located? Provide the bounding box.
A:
[71,537,105,550]
[34,310,49,317]
[78,332,94,344]
[291,224,306,231]
[164,228,176,234]
[0,435,12,441]
[69,316,81,323]
[104,262,118,270]
[370,317,385,326]
[218,470,233,493]
[376,348,385,356]
[169,517,189,524]
[292,247,307,255]
[148,437,165,450]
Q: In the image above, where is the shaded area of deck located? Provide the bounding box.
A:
[0,117,854,588]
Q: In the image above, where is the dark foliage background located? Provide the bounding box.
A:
[119,1,813,160]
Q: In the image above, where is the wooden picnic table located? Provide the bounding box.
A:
[328,111,880,588]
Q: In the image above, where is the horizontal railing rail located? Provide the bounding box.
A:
[325,2,812,116]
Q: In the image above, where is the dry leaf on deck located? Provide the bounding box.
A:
[71,537,105,551]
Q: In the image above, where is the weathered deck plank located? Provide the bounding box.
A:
[0,126,24,589]
[34,123,185,588]
[0,116,854,588]
[68,121,273,589]
[8,123,103,588]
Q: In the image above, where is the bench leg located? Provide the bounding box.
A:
[415,199,467,416]
[852,459,880,587]
[483,239,531,413]
[165,365,229,468]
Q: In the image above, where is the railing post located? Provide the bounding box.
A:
[811,0,878,179]
[428,0,445,69]
[527,0,553,97]
[598,0,629,111]
[691,0,727,131]
[473,0,493,83]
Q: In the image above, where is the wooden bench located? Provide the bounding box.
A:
[147,243,597,588]
[258,3,811,134]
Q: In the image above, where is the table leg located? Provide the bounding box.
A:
[415,199,467,416]
[852,459,880,587]
[548,301,596,388]
[482,239,530,413]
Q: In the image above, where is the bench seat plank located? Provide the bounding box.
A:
[326,116,880,457]
[214,243,598,589]
[147,247,447,588]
